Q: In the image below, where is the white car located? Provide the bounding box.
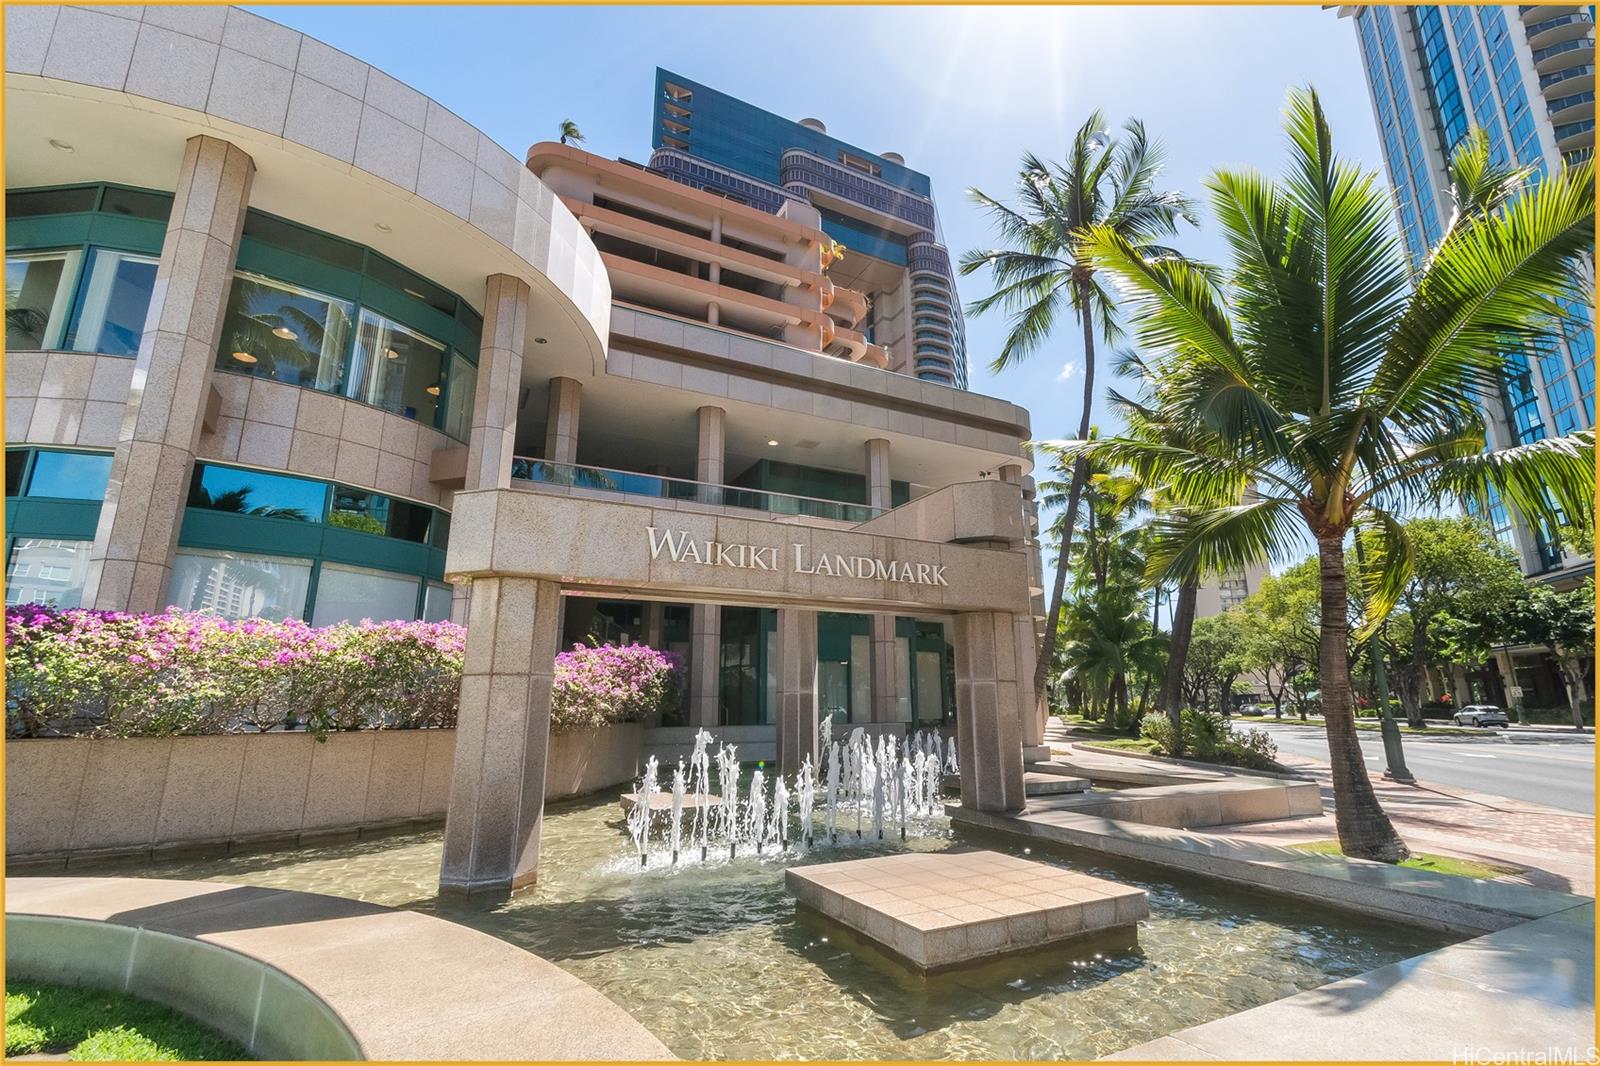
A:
[1452,704,1510,728]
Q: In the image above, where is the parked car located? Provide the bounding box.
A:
[1452,705,1510,728]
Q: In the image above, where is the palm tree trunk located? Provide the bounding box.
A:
[1032,283,1098,700]
[1160,577,1197,756]
[1316,532,1409,862]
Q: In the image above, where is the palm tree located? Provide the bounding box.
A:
[558,120,585,146]
[1081,89,1595,861]
[961,114,1196,709]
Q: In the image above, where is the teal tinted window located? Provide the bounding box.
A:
[187,463,326,522]
[6,187,97,218]
[66,247,159,356]
[217,273,355,389]
[6,450,29,496]
[331,486,432,543]
[26,450,113,500]
[97,187,172,222]
[5,250,80,349]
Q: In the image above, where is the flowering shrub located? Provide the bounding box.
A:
[5,605,464,739]
[550,642,681,733]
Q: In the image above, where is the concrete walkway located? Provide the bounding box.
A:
[6,877,672,1061]
[1107,903,1595,1060]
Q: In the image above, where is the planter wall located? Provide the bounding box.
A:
[6,723,643,860]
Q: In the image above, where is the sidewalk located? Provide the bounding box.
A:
[1198,753,1596,896]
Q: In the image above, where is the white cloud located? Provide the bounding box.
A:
[1056,361,1077,383]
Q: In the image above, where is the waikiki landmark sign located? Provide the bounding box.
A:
[647,526,951,587]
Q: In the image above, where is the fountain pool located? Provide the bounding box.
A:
[62,792,1456,1060]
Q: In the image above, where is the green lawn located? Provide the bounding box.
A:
[5,981,250,1061]
[1289,840,1522,880]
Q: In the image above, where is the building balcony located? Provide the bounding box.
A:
[824,284,870,329]
[509,457,882,525]
[1526,10,1593,46]
[1540,63,1594,91]
[1532,36,1593,72]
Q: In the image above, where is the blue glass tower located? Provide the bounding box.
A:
[1344,5,1596,580]
[647,69,969,389]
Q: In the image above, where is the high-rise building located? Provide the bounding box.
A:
[1340,5,1596,583]
[645,69,971,389]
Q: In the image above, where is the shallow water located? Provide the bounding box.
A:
[78,796,1453,1060]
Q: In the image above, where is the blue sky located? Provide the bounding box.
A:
[256,3,1385,542]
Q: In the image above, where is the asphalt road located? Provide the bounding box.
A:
[1248,721,1596,814]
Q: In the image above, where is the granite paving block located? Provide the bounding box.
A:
[785,849,1146,971]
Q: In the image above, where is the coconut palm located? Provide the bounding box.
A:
[558,120,585,146]
[1080,88,1596,861]
[961,113,1197,706]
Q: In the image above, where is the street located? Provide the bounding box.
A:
[1248,721,1596,814]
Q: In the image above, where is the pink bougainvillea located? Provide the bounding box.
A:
[5,606,683,740]
[5,605,464,738]
[551,642,682,733]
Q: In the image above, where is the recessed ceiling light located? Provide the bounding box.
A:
[767,439,780,447]
[425,383,441,396]
[231,351,257,364]
[271,326,298,341]
[48,139,73,153]
[534,337,548,344]
[374,222,392,233]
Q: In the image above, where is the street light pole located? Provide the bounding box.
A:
[1353,531,1414,784]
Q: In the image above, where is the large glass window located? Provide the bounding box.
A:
[5,250,80,350]
[5,538,92,608]
[216,273,354,391]
[444,353,477,442]
[346,309,445,424]
[310,563,420,626]
[169,549,313,621]
[330,486,432,542]
[187,463,326,522]
[26,450,113,500]
[66,248,158,356]
[422,581,453,622]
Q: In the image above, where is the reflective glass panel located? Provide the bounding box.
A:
[216,273,354,391]
[346,309,444,425]
[310,562,419,626]
[5,538,92,608]
[329,486,431,542]
[6,251,79,350]
[187,463,325,522]
[422,581,453,622]
[444,353,476,442]
[67,248,158,356]
[27,450,113,500]
[168,549,312,621]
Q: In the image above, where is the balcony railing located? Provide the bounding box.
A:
[509,458,883,523]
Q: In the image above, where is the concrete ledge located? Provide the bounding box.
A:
[1106,904,1595,1060]
[950,805,1588,935]
[7,877,674,1061]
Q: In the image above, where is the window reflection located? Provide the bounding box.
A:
[330,486,431,543]
[67,249,158,357]
[168,549,312,621]
[5,251,79,350]
[444,353,476,442]
[27,451,113,501]
[347,309,445,424]
[5,539,93,608]
[186,463,325,522]
[216,273,353,390]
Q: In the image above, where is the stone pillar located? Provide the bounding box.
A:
[463,274,529,491]
[863,438,905,725]
[440,576,562,892]
[776,608,819,775]
[688,405,727,726]
[688,604,720,727]
[953,611,1026,814]
[82,135,254,613]
[642,602,665,648]
[543,376,581,465]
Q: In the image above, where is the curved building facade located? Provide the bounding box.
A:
[7,7,1043,892]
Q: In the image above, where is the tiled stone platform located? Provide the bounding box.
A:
[786,850,1147,971]
[619,792,721,817]
[1023,771,1089,796]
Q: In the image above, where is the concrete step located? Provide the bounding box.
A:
[1024,771,1090,796]
[1025,760,1087,778]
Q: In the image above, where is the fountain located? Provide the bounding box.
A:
[627,755,659,867]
